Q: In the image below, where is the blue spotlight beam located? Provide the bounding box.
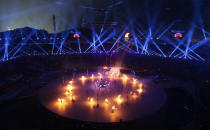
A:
[109,29,127,52]
[94,30,116,52]
[3,43,9,60]
[169,34,188,57]
[157,21,176,39]
[113,38,136,52]
[172,37,205,61]
[36,44,48,54]
[51,33,57,54]
[132,31,139,53]
[63,44,76,53]
[11,30,35,58]
[86,26,112,53]
[142,34,150,54]
[77,37,82,53]
[189,38,210,51]
[95,34,106,52]
[184,28,194,58]
[164,37,186,56]
[151,40,166,56]
[57,30,72,54]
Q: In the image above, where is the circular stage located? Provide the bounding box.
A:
[40,67,166,123]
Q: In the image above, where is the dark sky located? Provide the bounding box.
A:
[0,0,91,32]
[0,0,209,33]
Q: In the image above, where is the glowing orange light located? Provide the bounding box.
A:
[81,76,86,82]
[87,97,95,107]
[116,95,123,104]
[137,88,143,94]
[109,76,114,80]
[109,67,121,78]
[132,93,138,99]
[98,73,102,79]
[69,94,74,101]
[68,80,73,84]
[67,85,73,91]
[73,33,80,38]
[105,98,109,104]
[112,105,116,113]
[122,74,128,81]
[103,66,108,70]
[139,83,143,88]
[58,98,65,104]
[65,91,70,96]
[88,97,94,103]
[174,33,183,38]
[133,78,137,84]
[125,32,130,38]
[130,91,134,95]
[91,74,94,80]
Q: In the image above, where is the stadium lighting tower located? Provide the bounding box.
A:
[53,15,56,34]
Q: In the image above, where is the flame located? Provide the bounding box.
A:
[122,74,128,81]
[91,74,94,80]
[133,78,137,84]
[58,98,65,104]
[105,98,109,104]
[137,88,143,94]
[103,66,108,70]
[139,83,143,88]
[112,105,116,113]
[90,98,93,102]
[81,76,86,81]
[65,91,70,96]
[125,32,130,38]
[68,80,73,84]
[98,73,102,79]
[116,95,123,104]
[69,94,73,101]
[67,84,73,91]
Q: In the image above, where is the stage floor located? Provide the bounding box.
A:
[40,74,166,123]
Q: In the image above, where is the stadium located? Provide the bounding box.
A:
[0,0,210,130]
